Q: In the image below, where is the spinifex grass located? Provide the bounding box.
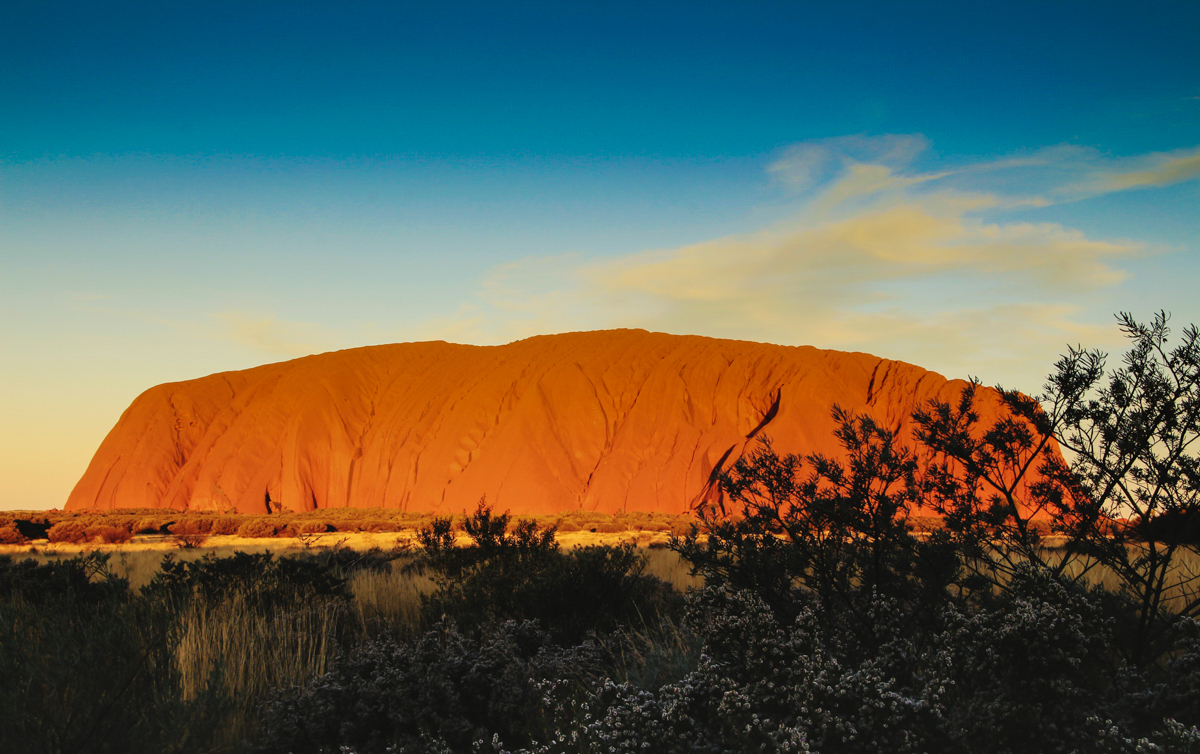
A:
[1045,544,1200,614]
[173,591,354,750]
[1,541,703,752]
[346,565,435,634]
[176,595,347,701]
[641,546,705,593]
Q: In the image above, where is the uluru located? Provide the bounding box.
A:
[67,329,1002,516]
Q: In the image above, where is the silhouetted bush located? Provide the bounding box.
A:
[0,553,228,754]
[143,551,351,611]
[258,620,603,754]
[917,312,1200,666]
[413,501,675,644]
[672,407,960,626]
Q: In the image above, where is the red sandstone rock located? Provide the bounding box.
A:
[66,330,1032,516]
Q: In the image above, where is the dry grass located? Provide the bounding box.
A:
[347,567,436,631]
[642,547,704,593]
[1044,545,1200,614]
[0,514,704,750]
[176,597,345,702]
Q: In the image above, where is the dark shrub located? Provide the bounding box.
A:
[672,408,956,626]
[0,553,226,754]
[524,571,1191,754]
[13,518,51,540]
[0,553,127,605]
[143,551,350,610]
[257,620,603,754]
[933,565,1115,754]
[414,501,674,644]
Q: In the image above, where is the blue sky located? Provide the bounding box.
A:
[2,1,1199,509]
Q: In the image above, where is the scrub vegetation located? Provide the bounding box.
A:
[0,508,696,549]
[3,312,1199,753]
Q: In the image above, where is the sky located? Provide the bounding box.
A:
[2,1,1199,510]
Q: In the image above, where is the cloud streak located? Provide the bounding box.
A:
[210,312,332,358]
[1095,146,1200,191]
[420,134,1200,389]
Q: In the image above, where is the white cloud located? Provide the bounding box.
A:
[767,133,931,191]
[424,135,1176,389]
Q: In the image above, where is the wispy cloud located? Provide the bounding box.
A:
[1038,144,1200,199]
[418,134,1196,388]
[767,134,931,191]
[1092,146,1200,191]
[209,312,332,358]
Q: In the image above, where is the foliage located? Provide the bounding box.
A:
[257,620,604,754]
[142,547,400,615]
[412,500,673,644]
[47,520,90,543]
[237,518,281,538]
[0,524,26,544]
[7,312,1200,752]
[0,554,229,754]
[1054,312,1200,664]
[916,312,1200,664]
[672,406,959,623]
[499,570,1197,754]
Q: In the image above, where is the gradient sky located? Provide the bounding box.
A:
[3,1,1199,510]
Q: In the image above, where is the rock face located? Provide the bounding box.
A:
[67,330,1018,516]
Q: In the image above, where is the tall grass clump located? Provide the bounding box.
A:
[347,565,432,634]
[0,553,228,754]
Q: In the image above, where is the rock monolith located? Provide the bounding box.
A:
[66,330,1024,515]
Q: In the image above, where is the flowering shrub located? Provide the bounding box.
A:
[257,620,603,754]
[483,569,1200,754]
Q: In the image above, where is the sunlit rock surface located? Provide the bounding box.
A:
[67,330,1017,515]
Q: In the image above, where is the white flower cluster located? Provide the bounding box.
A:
[485,568,1200,754]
